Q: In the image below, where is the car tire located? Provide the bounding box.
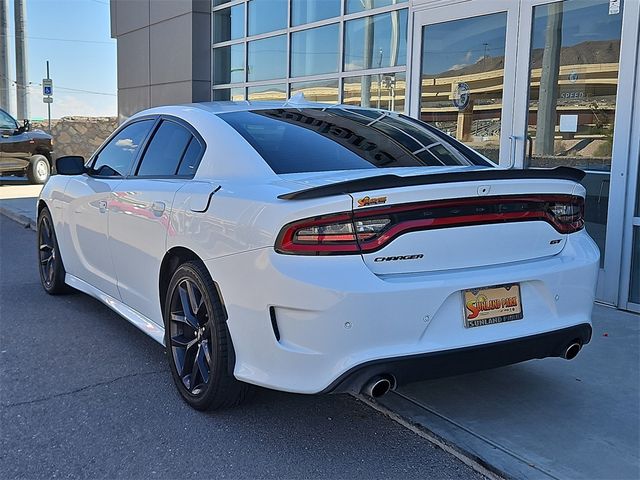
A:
[27,155,51,184]
[37,207,69,294]
[164,261,253,411]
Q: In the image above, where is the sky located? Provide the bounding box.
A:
[3,0,116,119]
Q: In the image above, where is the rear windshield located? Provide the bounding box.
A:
[219,108,492,174]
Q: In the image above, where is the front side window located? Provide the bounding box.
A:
[91,120,154,177]
[220,108,490,174]
[136,121,194,176]
[0,109,17,130]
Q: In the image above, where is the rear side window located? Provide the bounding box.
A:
[136,120,195,176]
[91,120,154,177]
[177,138,203,176]
[220,108,487,174]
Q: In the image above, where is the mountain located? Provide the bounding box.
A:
[433,40,620,78]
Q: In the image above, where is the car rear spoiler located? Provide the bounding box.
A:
[278,167,586,201]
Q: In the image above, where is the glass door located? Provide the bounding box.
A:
[512,0,637,305]
[410,1,520,166]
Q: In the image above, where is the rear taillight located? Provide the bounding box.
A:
[548,200,584,233]
[275,194,584,255]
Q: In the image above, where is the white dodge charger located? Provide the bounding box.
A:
[38,101,599,410]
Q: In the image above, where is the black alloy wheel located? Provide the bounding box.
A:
[169,278,212,395]
[37,208,68,294]
[164,261,252,410]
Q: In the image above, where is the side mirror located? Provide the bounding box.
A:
[56,155,86,175]
[23,119,31,132]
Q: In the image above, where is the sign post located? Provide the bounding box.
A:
[42,61,53,133]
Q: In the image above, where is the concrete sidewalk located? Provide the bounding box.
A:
[375,305,639,479]
[0,183,41,230]
[1,184,639,479]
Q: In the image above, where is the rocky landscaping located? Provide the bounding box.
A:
[31,116,118,160]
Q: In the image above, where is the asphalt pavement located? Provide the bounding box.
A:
[0,215,483,479]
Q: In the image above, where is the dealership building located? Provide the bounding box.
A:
[110,0,640,312]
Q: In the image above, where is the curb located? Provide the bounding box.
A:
[0,206,37,231]
[354,393,508,480]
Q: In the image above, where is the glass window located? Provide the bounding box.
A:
[630,227,640,304]
[214,0,231,6]
[248,35,287,81]
[91,120,154,177]
[247,83,287,101]
[213,4,245,43]
[248,0,287,36]
[177,138,204,177]
[219,108,484,174]
[213,87,246,101]
[136,121,193,176]
[291,24,340,77]
[344,9,408,72]
[290,79,339,104]
[292,0,340,26]
[346,0,407,14]
[343,72,406,112]
[213,43,245,84]
[0,109,17,130]
[420,12,507,164]
[527,0,624,266]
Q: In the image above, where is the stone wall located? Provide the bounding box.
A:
[31,117,118,160]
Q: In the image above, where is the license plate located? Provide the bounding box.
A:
[463,283,523,328]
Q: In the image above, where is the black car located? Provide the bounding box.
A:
[0,107,54,184]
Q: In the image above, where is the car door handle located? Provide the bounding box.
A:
[98,200,108,213]
[151,201,166,216]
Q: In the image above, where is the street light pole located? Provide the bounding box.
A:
[14,0,29,121]
[0,0,10,111]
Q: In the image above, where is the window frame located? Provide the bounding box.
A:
[131,115,207,180]
[87,116,159,179]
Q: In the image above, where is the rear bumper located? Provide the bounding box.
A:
[206,229,600,394]
[325,323,592,393]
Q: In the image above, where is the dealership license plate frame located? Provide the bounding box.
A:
[462,283,524,328]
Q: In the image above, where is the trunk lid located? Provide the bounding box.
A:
[350,176,581,275]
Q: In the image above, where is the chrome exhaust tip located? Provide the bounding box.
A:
[362,376,393,398]
[563,342,582,360]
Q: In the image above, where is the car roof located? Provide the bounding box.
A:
[132,99,394,119]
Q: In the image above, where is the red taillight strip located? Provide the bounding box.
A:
[357,211,561,252]
[275,194,584,255]
[275,212,361,254]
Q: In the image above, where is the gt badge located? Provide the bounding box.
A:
[357,195,387,207]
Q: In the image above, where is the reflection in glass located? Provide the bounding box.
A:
[346,0,407,14]
[343,72,405,112]
[213,43,245,84]
[291,24,340,77]
[292,0,340,26]
[344,9,407,72]
[248,35,287,81]
[527,0,623,265]
[248,0,287,36]
[213,87,246,101]
[220,108,481,174]
[213,4,244,43]
[420,13,507,163]
[247,83,287,101]
[290,79,339,104]
[631,228,640,304]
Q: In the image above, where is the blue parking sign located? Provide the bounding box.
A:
[42,78,53,97]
